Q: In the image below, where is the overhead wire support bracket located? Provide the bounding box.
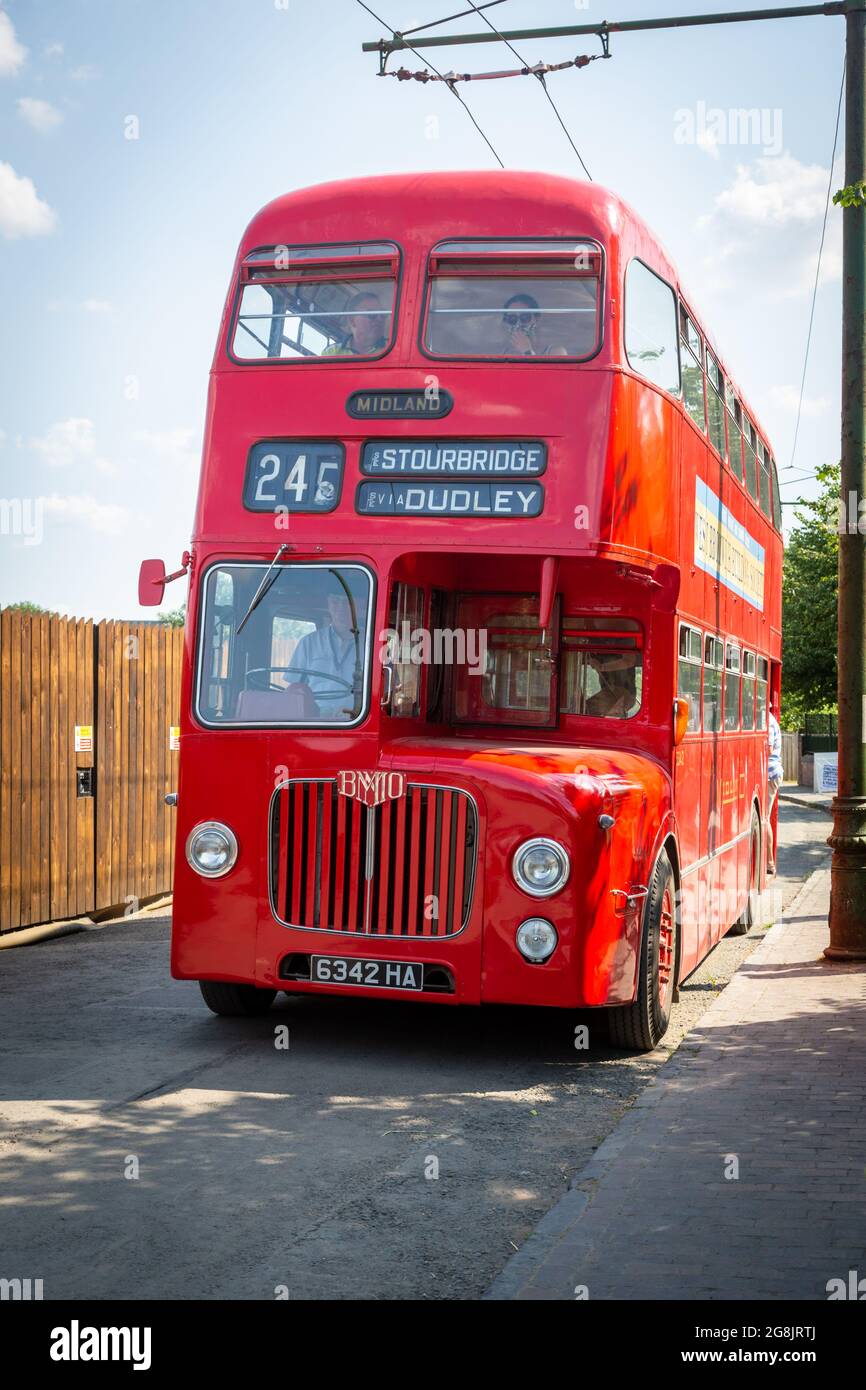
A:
[382,46,610,84]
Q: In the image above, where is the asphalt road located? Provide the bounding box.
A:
[0,801,831,1301]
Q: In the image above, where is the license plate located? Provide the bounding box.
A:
[311,955,423,991]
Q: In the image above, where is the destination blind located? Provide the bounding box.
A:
[356,480,544,517]
[358,439,547,513]
[360,440,547,476]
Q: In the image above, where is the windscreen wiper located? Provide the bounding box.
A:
[236,543,290,635]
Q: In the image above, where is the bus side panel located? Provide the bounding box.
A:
[601,373,680,566]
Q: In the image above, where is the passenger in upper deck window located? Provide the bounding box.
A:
[501,294,568,358]
[322,291,388,357]
[584,649,640,719]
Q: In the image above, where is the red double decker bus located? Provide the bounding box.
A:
[140,171,782,1051]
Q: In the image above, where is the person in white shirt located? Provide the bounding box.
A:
[287,586,362,715]
[767,704,783,875]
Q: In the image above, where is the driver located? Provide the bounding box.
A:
[286,579,362,707]
[584,649,639,718]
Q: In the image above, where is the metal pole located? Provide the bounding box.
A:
[361,4,844,57]
[827,0,866,958]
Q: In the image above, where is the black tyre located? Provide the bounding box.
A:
[728,808,760,937]
[198,980,277,1017]
[608,851,678,1052]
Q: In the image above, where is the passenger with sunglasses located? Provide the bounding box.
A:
[501,293,568,358]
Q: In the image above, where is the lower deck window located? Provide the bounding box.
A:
[560,617,643,719]
[742,650,756,731]
[703,635,724,733]
[451,600,643,726]
[452,595,557,727]
[677,624,702,732]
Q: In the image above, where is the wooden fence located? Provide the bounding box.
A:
[781,730,801,784]
[0,611,183,933]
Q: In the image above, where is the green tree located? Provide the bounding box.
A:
[781,462,839,728]
[833,180,866,209]
[158,603,186,628]
[3,601,55,615]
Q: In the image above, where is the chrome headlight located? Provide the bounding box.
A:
[186,821,238,878]
[512,837,570,897]
[516,918,558,963]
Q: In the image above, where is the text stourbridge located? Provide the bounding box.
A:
[361,440,547,475]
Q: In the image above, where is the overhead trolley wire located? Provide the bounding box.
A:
[460,0,598,179]
[400,1,510,39]
[355,0,505,167]
[375,0,606,178]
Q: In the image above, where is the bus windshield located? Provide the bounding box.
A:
[196,563,373,726]
[424,239,601,360]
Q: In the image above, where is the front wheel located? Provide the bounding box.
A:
[608,851,678,1052]
[198,980,277,1017]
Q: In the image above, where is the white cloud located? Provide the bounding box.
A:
[40,493,129,535]
[771,385,829,418]
[0,11,26,76]
[82,298,114,314]
[45,42,64,59]
[714,154,829,227]
[133,427,200,468]
[0,161,56,239]
[29,418,116,475]
[17,97,64,133]
[69,64,99,81]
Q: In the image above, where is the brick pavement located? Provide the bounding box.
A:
[486,869,866,1301]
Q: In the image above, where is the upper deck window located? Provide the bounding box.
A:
[231,242,399,362]
[423,239,602,361]
[679,304,706,433]
[624,260,680,395]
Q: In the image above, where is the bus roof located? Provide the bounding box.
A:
[240,169,664,268]
[234,169,772,462]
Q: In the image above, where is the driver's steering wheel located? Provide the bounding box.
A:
[244,665,355,695]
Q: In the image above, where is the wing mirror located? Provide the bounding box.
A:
[138,553,191,607]
[138,558,167,607]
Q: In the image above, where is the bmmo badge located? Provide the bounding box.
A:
[337,770,406,808]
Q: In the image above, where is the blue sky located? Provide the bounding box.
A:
[0,0,846,619]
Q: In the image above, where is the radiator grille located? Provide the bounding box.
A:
[270,780,477,936]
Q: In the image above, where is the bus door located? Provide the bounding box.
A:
[674,622,704,975]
